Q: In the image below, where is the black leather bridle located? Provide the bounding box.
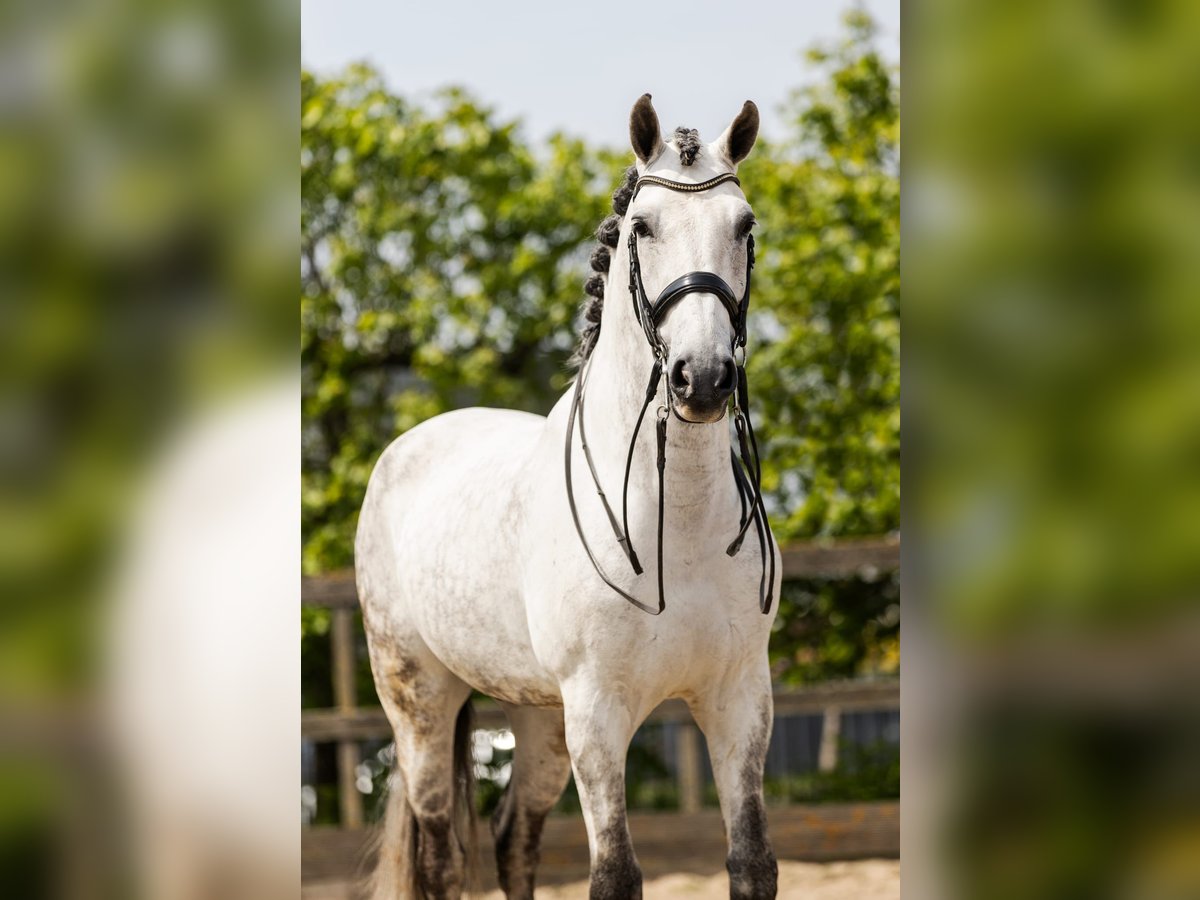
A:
[564,171,775,616]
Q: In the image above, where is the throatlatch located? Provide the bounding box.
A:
[564,172,775,616]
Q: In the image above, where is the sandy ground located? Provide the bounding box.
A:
[478,860,900,899]
[304,860,900,899]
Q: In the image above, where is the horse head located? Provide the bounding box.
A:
[624,93,760,424]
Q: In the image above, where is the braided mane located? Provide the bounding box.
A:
[570,165,637,368]
[570,127,702,368]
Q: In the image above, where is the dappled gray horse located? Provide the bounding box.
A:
[356,94,780,899]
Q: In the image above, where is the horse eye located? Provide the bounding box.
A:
[631,219,653,238]
[737,218,757,240]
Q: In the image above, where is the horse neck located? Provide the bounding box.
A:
[581,258,735,516]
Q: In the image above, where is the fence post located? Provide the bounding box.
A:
[677,722,704,813]
[818,704,842,773]
[332,607,364,828]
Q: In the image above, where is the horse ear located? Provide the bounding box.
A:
[716,100,759,168]
[629,93,664,165]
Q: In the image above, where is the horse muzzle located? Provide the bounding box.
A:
[668,353,736,423]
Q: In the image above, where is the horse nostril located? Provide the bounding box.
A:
[670,358,691,397]
[715,358,735,395]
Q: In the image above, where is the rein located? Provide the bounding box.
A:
[564,171,776,616]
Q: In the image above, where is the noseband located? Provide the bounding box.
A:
[564,172,775,616]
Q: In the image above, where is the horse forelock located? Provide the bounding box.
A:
[673,127,701,166]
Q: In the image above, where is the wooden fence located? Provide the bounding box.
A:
[301,537,899,832]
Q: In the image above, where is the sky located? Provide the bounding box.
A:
[301,0,899,148]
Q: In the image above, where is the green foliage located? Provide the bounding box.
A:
[771,575,900,685]
[739,13,899,540]
[299,607,332,709]
[301,66,624,572]
[911,1,1200,633]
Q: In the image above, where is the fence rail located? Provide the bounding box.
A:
[302,538,899,831]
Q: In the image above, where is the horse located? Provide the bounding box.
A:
[355,93,781,899]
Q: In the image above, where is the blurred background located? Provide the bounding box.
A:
[299,2,900,896]
[2,0,1197,897]
[1,0,297,897]
[905,1,1200,898]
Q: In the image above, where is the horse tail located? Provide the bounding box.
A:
[365,699,477,899]
[365,767,418,900]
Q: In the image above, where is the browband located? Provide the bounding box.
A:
[630,172,741,201]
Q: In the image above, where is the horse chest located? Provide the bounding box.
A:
[527,549,773,700]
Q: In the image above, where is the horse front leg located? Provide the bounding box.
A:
[691,673,778,899]
[562,683,643,900]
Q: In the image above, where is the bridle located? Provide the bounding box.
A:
[564,171,776,616]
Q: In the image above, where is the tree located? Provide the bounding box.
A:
[737,12,900,683]
[741,10,900,542]
[301,66,624,571]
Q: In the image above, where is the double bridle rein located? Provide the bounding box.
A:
[564,171,776,616]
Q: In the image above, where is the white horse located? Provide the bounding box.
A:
[356,94,781,899]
